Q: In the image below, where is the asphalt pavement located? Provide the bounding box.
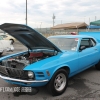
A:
[0,41,100,100]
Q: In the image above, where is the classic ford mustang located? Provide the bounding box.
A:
[0,23,100,96]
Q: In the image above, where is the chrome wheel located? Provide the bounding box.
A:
[54,73,66,91]
[47,69,68,96]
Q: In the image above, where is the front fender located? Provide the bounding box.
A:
[46,64,70,80]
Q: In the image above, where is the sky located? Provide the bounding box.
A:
[0,0,99,28]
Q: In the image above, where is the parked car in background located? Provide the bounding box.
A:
[0,35,14,55]
[0,23,100,96]
[70,32,77,35]
[0,34,16,44]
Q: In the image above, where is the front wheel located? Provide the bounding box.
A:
[47,69,68,96]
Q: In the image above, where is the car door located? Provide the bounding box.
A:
[78,38,99,70]
[89,38,99,64]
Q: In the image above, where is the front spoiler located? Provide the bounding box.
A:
[0,75,48,83]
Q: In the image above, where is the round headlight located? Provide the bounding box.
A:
[28,71,34,79]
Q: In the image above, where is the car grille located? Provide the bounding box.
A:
[0,66,29,80]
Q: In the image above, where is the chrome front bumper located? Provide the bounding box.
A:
[0,75,48,83]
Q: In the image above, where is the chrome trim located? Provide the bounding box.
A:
[0,75,48,83]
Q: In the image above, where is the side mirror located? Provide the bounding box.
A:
[79,46,86,52]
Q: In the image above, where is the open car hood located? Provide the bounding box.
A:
[0,23,61,52]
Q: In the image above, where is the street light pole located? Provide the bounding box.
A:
[40,22,42,32]
[95,16,96,21]
[52,13,55,27]
[84,16,85,22]
[26,0,27,25]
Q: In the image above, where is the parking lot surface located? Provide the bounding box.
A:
[0,41,100,100]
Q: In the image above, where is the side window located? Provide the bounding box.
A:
[90,38,96,46]
[2,35,7,38]
[80,38,90,48]
[79,38,95,50]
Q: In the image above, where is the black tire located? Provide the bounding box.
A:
[47,69,68,96]
[95,61,100,70]
[0,52,3,56]
[10,39,14,44]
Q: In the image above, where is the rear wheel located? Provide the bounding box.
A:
[10,39,14,44]
[47,69,68,96]
[0,52,3,56]
[95,61,100,70]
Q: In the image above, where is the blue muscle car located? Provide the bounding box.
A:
[0,23,100,96]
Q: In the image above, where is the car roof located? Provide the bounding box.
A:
[48,35,93,39]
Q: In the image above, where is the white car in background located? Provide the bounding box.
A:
[0,34,16,44]
[0,36,14,55]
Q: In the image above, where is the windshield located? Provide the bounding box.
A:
[48,38,78,51]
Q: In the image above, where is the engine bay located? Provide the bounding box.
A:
[1,50,57,69]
